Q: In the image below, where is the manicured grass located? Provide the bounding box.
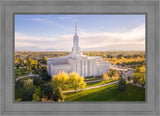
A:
[15,68,30,78]
[86,79,114,88]
[85,77,102,81]
[64,84,145,101]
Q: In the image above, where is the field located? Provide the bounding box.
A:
[65,83,145,101]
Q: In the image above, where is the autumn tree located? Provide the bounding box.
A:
[42,56,47,64]
[112,71,119,81]
[22,79,34,101]
[103,72,110,83]
[24,79,33,89]
[108,69,116,79]
[32,87,43,101]
[112,71,119,87]
[68,72,86,93]
[52,71,69,90]
[139,73,145,88]
[133,65,145,87]
[132,74,140,87]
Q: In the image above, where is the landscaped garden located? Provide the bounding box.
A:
[64,83,145,101]
[14,51,146,102]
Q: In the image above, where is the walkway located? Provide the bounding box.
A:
[16,71,39,81]
[63,81,118,93]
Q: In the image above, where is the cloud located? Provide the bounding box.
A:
[26,18,73,31]
[61,24,145,48]
[58,15,79,22]
[15,24,145,51]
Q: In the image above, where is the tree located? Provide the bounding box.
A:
[133,66,145,87]
[24,79,33,89]
[16,65,19,69]
[53,87,64,102]
[32,87,43,101]
[43,84,53,100]
[139,65,145,87]
[16,79,24,87]
[117,54,123,59]
[112,71,119,81]
[43,56,47,64]
[132,74,140,87]
[112,71,119,87]
[33,77,44,89]
[22,79,34,101]
[68,72,86,93]
[128,76,131,83]
[118,76,127,92]
[139,73,145,88]
[52,71,69,90]
[21,88,33,101]
[108,69,116,79]
[103,72,110,83]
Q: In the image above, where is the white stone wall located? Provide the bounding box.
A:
[96,61,110,76]
[81,59,88,77]
[92,56,102,62]
[47,57,68,75]
[50,64,72,78]
[87,59,96,77]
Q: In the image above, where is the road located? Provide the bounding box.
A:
[63,81,118,93]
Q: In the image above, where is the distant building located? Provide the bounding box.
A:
[47,24,110,78]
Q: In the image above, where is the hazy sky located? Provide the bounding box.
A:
[15,14,145,51]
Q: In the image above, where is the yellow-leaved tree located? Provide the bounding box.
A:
[68,72,86,93]
[52,71,69,90]
[103,72,110,83]
[112,71,119,87]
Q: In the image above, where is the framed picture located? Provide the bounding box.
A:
[0,0,159,116]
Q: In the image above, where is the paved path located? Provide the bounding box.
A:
[16,71,39,81]
[63,81,118,93]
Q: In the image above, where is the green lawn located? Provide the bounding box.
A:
[86,79,114,88]
[64,84,145,101]
[15,68,30,78]
[85,77,102,81]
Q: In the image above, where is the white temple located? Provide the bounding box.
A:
[47,24,110,78]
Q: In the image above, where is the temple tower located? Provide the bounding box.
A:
[72,24,80,56]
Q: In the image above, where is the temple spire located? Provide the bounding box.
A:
[75,23,77,35]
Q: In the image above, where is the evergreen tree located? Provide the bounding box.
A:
[53,87,64,102]
[118,77,127,92]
